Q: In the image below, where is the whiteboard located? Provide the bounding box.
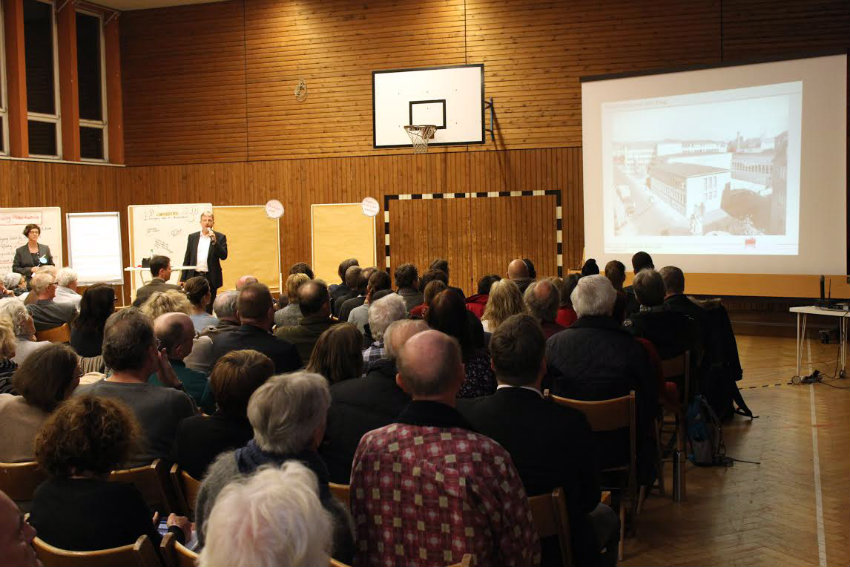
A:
[67,213,124,285]
[0,207,63,275]
[128,203,211,296]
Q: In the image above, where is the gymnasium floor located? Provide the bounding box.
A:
[623,335,850,566]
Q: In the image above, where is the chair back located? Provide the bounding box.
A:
[35,323,71,343]
[660,350,690,403]
[329,482,350,511]
[528,487,573,567]
[33,534,162,567]
[0,460,47,502]
[160,532,198,567]
[169,464,201,520]
[109,459,174,515]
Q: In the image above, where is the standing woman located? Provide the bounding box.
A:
[12,224,54,282]
[70,284,116,357]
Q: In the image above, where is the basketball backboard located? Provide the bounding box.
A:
[373,64,485,148]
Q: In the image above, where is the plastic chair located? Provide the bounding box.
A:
[33,534,162,567]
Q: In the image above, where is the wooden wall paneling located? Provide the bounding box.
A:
[3,0,27,156]
[243,0,467,161]
[57,2,80,161]
[120,1,248,165]
[721,0,850,61]
[104,15,124,164]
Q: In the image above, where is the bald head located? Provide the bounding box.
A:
[396,330,463,399]
[508,259,530,280]
[154,312,195,360]
[235,275,258,290]
[384,319,429,361]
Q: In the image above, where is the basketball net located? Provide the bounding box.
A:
[404,125,437,154]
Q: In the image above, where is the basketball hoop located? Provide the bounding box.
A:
[404,125,437,154]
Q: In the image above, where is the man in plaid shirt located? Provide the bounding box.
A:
[351,330,540,567]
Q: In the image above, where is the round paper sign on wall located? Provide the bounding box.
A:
[361,197,380,217]
[265,199,285,219]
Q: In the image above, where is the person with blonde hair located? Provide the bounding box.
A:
[0,319,18,391]
[481,278,526,333]
[274,272,310,328]
[196,371,353,562]
[198,462,333,567]
[139,289,191,319]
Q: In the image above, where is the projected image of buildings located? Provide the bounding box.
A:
[611,132,788,238]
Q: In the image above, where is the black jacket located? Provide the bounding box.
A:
[133,277,183,307]
[180,231,228,290]
[210,324,301,374]
[320,358,410,483]
[458,387,602,566]
[624,305,700,361]
[12,243,53,279]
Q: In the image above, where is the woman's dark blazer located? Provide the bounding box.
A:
[12,243,53,278]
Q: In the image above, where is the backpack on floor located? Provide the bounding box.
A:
[686,393,728,466]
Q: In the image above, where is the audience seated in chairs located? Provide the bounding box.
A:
[466,273,500,320]
[306,323,363,385]
[458,314,618,566]
[604,261,629,323]
[0,300,48,367]
[361,293,408,373]
[76,309,196,467]
[0,488,39,567]
[195,371,353,562]
[508,258,534,294]
[274,273,310,329]
[0,320,17,393]
[552,274,579,328]
[150,313,215,413]
[198,462,333,567]
[174,349,274,480]
[337,267,375,323]
[201,291,241,339]
[29,395,191,551]
[0,344,80,462]
[351,329,540,567]
[394,263,423,313]
[320,319,425,484]
[408,269,448,318]
[184,277,218,334]
[546,274,659,487]
[524,279,567,339]
[329,258,359,299]
[332,265,362,318]
[132,255,182,308]
[69,284,115,357]
[211,283,302,374]
[481,278,527,333]
[347,270,392,334]
[274,280,338,364]
[623,251,654,318]
[25,272,76,333]
[53,268,82,311]
[139,289,215,375]
[426,289,496,398]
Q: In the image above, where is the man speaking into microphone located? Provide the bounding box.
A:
[181,210,228,311]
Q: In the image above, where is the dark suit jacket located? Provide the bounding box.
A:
[180,231,228,289]
[337,295,365,322]
[12,244,53,278]
[457,387,601,566]
[210,324,301,374]
[132,278,183,307]
[319,358,410,483]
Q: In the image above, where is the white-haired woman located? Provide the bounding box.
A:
[195,371,354,563]
[198,461,333,567]
[0,299,49,365]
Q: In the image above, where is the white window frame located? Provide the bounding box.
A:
[26,0,62,160]
[0,3,9,156]
[76,7,107,163]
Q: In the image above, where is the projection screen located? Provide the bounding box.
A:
[582,54,847,277]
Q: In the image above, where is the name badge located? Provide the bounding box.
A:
[39,255,48,265]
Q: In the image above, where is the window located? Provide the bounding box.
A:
[76,10,106,161]
[24,0,60,158]
[0,3,8,156]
